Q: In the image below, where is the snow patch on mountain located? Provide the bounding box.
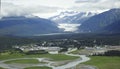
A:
[51,11,80,21]
[50,10,108,32]
[50,11,98,24]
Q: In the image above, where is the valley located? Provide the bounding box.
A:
[0,1,120,69]
[0,34,120,69]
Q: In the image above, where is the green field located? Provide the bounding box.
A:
[0,54,79,61]
[24,66,52,69]
[69,49,81,54]
[83,56,120,69]
[4,59,40,64]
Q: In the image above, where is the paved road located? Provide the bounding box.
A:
[54,55,90,69]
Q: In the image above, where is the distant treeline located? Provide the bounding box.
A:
[26,50,48,55]
[93,50,120,56]
[0,33,120,51]
[0,48,48,55]
[0,36,38,51]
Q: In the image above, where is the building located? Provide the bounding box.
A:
[14,45,61,54]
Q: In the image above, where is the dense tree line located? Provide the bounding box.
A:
[0,33,120,52]
[93,50,120,56]
[0,36,37,51]
[0,48,24,55]
[26,50,48,55]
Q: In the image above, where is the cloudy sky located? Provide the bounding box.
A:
[1,0,120,18]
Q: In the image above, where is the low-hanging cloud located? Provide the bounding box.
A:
[1,2,60,18]
[75,0,100,3]
[71,0,120,12]
[1,0,120,18]
[1,2,28,17]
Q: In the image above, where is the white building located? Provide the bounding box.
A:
[17,45,61,54]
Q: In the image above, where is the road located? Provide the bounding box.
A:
[0,54,95,69]
[54,54,90,69]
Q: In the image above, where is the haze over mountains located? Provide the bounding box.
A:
[0,8,120,36]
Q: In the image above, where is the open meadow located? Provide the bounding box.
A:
[82,56,120,69]
[0,53,79,61]
[24,66,52,69]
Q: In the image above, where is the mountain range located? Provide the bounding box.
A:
[50,11,97,24]
[0,16,61,36]
[79,8,120,34]
[0,8,120,36]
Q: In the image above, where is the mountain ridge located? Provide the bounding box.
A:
[0,16,61,36]
[50,11,97,24]
[79,8,120,33]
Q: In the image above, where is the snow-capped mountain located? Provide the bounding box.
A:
[50,11,79,21]
[49,11,98,32]
[49,11,97,24]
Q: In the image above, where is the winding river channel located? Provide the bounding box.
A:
[0,53,93,69]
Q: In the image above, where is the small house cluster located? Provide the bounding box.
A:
[14,45,62,54]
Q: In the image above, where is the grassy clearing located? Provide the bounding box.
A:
[24,66,52,69]
[0,54,79,61]
[69,49,81,54]
[83,56,120,69]
[69,49,91,55]
[4,59,40,64]
[38,54,79,61]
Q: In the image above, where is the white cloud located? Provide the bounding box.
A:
[1,2,28,17]
[75,0,100,3]
[71,0,120,12]
[1,2,61,18]
[1,0,120,18]
[2,0,75,8]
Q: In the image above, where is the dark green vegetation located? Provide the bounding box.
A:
[93,50,120,56]
[24,66,52,69]
[0,54,79,61]
[4,59,40,64]
[0,67,4,69]
[26,50,48,55]
[0,33,120,51]
[83,56,120,69]
[0,36,37,51]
